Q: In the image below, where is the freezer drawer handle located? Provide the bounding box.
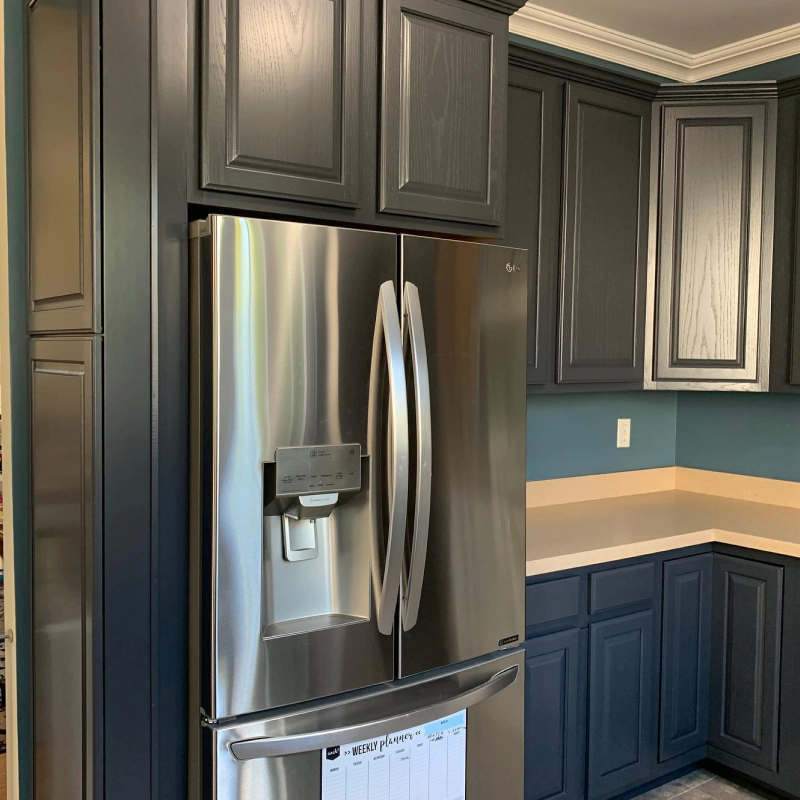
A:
[368,281,410,635]
[402,283,432,631]
[227,664,518,761]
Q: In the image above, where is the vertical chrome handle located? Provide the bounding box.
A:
[369,281,409,635]
[402,283,432,631]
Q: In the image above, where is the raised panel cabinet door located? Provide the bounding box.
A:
[588,610,656,800]
[660,554,712,762]
[709,555,783,772]
[380,0,507,225]
[655,103,775,386]
[26,0,97,333]
[505,68,564,386]
[30,337,99,800]
[524,629,586,800]
[559,83,650,385]
[202,0,362,206]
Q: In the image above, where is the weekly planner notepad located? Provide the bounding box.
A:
[321,711,467,800]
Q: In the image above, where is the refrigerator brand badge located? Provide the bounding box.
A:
[498,634,519,647]
[325,746,340,761]
[505,262,520,273]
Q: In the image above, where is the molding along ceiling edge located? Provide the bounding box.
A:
[510,3,800,83]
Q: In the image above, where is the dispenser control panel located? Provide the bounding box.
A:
[275,444,362,496]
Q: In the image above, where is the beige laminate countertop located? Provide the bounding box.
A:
[526,490,800,576]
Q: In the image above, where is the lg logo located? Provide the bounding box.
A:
[505,263,520,273]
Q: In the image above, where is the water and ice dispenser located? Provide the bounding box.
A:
[262,444,372,639]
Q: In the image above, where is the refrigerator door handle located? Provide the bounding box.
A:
[369,281,410,636]
[402,282,432,631]
[227,664,519,760]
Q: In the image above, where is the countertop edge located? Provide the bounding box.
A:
[525,529,800,577]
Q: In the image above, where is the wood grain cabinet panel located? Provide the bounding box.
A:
[659,554,712,763]
[558,84,650,385]
[26,0,96,332]
[380,0,507,225]
[202,0,362,206]
[654,103,774,387]
[709,555,783,772]
[30,337,98,800]
[505,68,563,386]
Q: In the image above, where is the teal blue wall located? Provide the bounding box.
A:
[527,392,677,480]
[676,393,800,482]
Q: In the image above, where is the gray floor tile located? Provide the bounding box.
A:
[700,776,772,800]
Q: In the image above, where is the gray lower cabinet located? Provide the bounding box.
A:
[524,629,586,800]
[558,84,650,386]
[659,554,712,762]
[201,0,364,206]
[505,68,563,386]
[709,555,783,772]
[26,0,97,333]
[650,99,776,390]
[380,0,507,225]
[30,337,99,800]
[587,610,656,800]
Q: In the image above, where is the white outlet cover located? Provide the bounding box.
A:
[617,418,631,448]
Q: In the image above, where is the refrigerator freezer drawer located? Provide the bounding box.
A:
[198,649,524,800]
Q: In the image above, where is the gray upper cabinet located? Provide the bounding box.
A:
[505,68,563,386]
[650,98,776,390]
[380,0,507,225]
[26,0,97,333]
[558,84,650,385]
[201,0,363,206]
[30,337,99,800]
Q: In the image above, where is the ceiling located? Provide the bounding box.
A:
[510,0,800,82]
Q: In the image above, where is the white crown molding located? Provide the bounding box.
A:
[510,3,800,83]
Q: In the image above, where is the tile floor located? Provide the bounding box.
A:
[634,769,775,800]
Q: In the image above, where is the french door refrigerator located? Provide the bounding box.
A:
[189,215,527,800]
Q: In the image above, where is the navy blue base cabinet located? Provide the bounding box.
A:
[587,611,656,800]
[524,545,800,800]
[660,554,712,762]
[524,629,587,800]
[709,555,783,772]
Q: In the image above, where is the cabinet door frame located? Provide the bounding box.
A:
[709,554,783,772]
[588,610,656,800]
[380,0,507,225]
[25,0,100,333]
[648,101,776,390]
[201,0,362,206]
[506,67,563,388]
[524,628,586,800]
[30,336,101,800]
[558,82,650,385]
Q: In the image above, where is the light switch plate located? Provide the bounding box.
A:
[617,418,631,448]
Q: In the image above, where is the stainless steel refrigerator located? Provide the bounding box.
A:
[189,215,527,800]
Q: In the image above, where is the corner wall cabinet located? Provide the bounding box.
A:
[524,545,800,800]
[647,93,777,391]
[506,50,800,394]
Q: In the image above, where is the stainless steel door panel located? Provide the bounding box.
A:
[194,216,399,719]
[400,236,527,676]
[202,649,524,800]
